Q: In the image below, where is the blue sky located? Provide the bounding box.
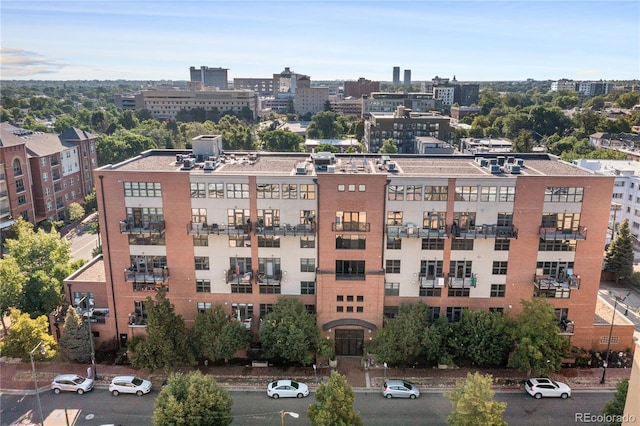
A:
[1,1,639,82]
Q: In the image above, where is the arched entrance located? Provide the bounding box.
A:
[322,318,377,357]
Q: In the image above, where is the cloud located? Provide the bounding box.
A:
[0,47,66,78]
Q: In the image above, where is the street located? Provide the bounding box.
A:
[0,389,614,426]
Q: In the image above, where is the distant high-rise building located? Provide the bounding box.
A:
[344,77,380,99]
[403,70,411,86]
[189,66,229,90]
[453,83,480,107]
[393,67,400,85]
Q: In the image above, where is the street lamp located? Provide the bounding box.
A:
[610,203,622,243]
[30,340,47,426]
[77,296,98,380]
[280,410,299,426]
[600,291,631,384]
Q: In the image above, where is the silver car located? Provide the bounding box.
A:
[51,374,94,394]
[109,375,152,396]
[383,380,420,399]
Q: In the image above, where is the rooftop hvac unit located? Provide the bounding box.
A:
[489,164,501,174]
[203,160,215,170]
[295,164,307,175]
[507,164,521,174]
[516,158,524,166]
[475,157,488,167]
[182,157,196,170]
[327,165,335,173]
[386,162,397,172]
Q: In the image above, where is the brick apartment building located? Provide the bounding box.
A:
[72,140,617,355]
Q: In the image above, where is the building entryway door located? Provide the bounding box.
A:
[335,329,364,356]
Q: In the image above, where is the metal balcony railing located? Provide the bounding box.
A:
[539,225,587,241]
[124,267,170,284]
[332,222,370,232]
[256,269,282,285]
[450,224,518,239]
[120,220,166,234]
[188,221,252,236]
[387,224,449,239]
[533,274,580,290]
[254,223,316,237]
[225,269,252,284]
[446,273,477,288]
[418,274,446,288]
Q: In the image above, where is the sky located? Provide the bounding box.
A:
[1,1,639,82]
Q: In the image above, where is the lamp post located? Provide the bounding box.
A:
[610,203,622,243]
[77,296,98,380]
[30,340,47,426]
[600,291,631,384]
[280,410,299,426]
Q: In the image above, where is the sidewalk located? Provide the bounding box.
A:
[1,356,631,396]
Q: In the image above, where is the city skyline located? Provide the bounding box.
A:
[1,1,638,82]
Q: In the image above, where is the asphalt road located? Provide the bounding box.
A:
[0,389,614,426]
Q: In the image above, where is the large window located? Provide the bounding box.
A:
[228,209,250,228]
[335,211,367,231]
[300,236,315,248]
[195,257,210,270]
[336,235,366,250]
[124,182,162,197]
[196,279,211,293]
[191,208,207,223]
[385,282,400,296]
[388,185,404,201]
[454,186,478,201]
[422,238,444,250]
[208,183,224,198]
[492,261,508,275]
[226,183,249,198]
[387,237,402,249]
[498,186,515,202]
[336,260,365,280]
[301,281,315,295]
[257,183,280,199]
[386,259,401,274]
[544,187,583,203]
[446,307,463,322]
[387,211,403,225]
[423,211,446,230]
[300,184,316,200]
[258,236,280,247]
[406,185,422,201]
[193,235,208,247]
[190,183,206,198]
[229,235,251,247]
[490,284,506,297]
[300,258,315,272]
[480,186,497,202]
[257,209,280,228]
[282,184,297,199]
[424,186,447,201]
[541,212,581,231]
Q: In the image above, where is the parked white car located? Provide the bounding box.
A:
[382,380,420,399]
[266,380,309,399]
[109,375,152,396]
[525,378,571,399]
[51,374,94,394]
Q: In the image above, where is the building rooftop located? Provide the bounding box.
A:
[102,150,594,178]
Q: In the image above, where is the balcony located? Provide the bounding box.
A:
[539,226,587,241]
[257,269,282,285]
[419,274,446,288]
[447,273,477,288]
[387,224,449,239]
[255,223,316,237]
[120,220,166,235]
[188,221,252,236]
[124,267,170,284]
[332,222,370,232]
[450,224,518,239]
[533,273,580,290]
[559,319,575,335]
[225,269,252,284]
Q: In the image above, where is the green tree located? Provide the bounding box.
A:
[508,299,571,377]
[449,310,513,367]
[379,139,398,153]
[259,297,319,366]
[0,308,57,361]
[84,190,97,212]
[445,372,507,426]
[68,202,85,221]
[604,218,635,283]
[0,257,26,335]
[314,143,338,153]
[153,371,233,426]
[512,129,534,153]
[261,129,303,152]
[308,371,362,426]
[368,302,430,366]
[58,307,91,363]
[191,305,251,363]
[130,289,193,371]
[307,111,343,139]
[602,378,629,426]
[616,93,640,109]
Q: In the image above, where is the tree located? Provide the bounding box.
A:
[445,372,507,426]
[604,218,635,283]
[308,371,362,426]
[129,289,193,371]
[314,143,337,153]
[0,308,57,361]
[306,111,343,139]
[68,202,85,221]
[261,129,303,152]
[191,305,251,363]
[508,299,571,377]
[379,139,398,153]
[0,257,26,335]
[512,129,534,153]
[259,297,320,366]
[449,310,513,367]
[84,189,97,212]
[602,378,629,426]
[616,92,640,109]
[58,307,91,363]
[153,371,233,426]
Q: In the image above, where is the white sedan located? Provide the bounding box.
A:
[525,378,571,399]
[266,380,309,399]
[109,375,152,396]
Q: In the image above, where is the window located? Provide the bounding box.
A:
[300,258,315,272]
[534,288,570,298]
[13,159,23,176]
[228,209,250,228]
[195,257,210,270]
[387,211,403,225]
[452,211,476,231]
[388,185,404,200]
[356,306,364,313]
[386,259,401,274]
[301,281,315,295]
[300,210,316,226]
[336,260,365,280]
[338,184,345,192]
[257,183,280,199]
[544,187,584,203]
[336,235,366,249]
[124,182,162,197]
[387,237,402,249]
[300,184,316,199]
[128,234,165,246]
[492,261,508,275]
[541,212,581,231]
[17,195,26,205]
[384,306,399,319]
[490,284,506,297]
[197,302,212,313]
[190,183,206,198]
[446,307,464,322]
[300,236,315,248]
[335,211,367,231]
[420,287,442,297]
[480,186,497,202]
[406,185,422,201]
[258,236,280,248]
[358,185,366,192]
[196,279,211,292]
[260,304,274,317]
[43,172,49,182]
[494,239,511,251]
[337,306,344,312]
[357,295,364,302]
[193,235,208,246]
[337,295,344,302]
[347,295,354,302]
[282,184,297,199]
[226,183,249,198]
[346,306,354,312]
[451,239,474,250]
[455,186,478,201]
[448,288,470,297]
[422,238,445,250]
[385,282,399,296]
[15,179,25,193]
[424,186,447,201]
[499,186,515,202]
[208,183,224,198]
[191,208,207,224]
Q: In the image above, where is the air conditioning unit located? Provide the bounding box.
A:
[489,164,501,174]
[295,164,307,175]
[181,158,196,170]
[386,162,397,172]
[203,160,215,170]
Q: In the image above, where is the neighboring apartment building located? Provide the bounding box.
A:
[232,78,275,96]
[83,145,614,353]
[189,66,229,90]
[294,85,330,116]
[453,83,480,107]
[329,98,363,116]
[0,123,97,225]
[364,106,453,153]
[450,106,481,121]
[132,88,258,120]
[343,78,380,99]
[433,86,455,107]
[362,92,442,118]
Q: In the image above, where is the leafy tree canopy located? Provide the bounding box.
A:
[191,305,251,363]
[602,378,629,426]
[0,257,26,335]
[308,372,362,426]
[604,218,635,282]
[58,307,92,363]
[0,308,57,361]
[379,139,398,153]
[261,129,303,152]
[445,372,507,426]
